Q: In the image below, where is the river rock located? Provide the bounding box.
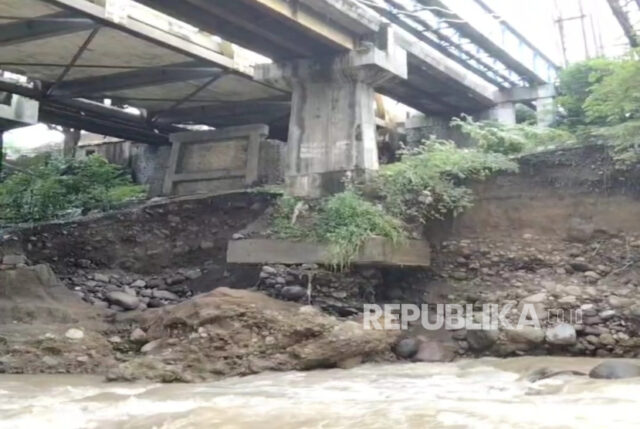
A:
[106,291,140,310]
[65,328,84,340]
[2,254,26,266]
[131,280,146,288]
[94,273,110,283]
[394,338,419,359]
[599,310,616,320]
[281,285,307,301]
[153,290,179,301]
[413,340,455,362]
[545,323,577,345]
[589,360,640,379]
[504,327,545,345]
[130,328,147,343]
[467,329,499,351]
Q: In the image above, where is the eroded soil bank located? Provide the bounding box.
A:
[2,144,640,381]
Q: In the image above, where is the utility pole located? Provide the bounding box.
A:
[554,0,593,64]
[577,0,591,58]
[553,0,569,66]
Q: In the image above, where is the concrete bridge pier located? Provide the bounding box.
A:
[490,84,557,127]
[256,35,407,198]
[481,101,517,125]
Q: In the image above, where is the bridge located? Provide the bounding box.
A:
[0,0,558,195]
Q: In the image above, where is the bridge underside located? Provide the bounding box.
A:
[137,0,497,115]
[0,0,288,143]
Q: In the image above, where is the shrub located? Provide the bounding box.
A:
[314,191,405,269]
[373,139,518,224]
[451,115,575,155]
[556,58,617,128]
[0,155,146,224]
[593,120,640,168]
[584,57,640,125]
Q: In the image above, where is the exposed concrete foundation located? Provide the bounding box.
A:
[227,237,430,267]
[256,30,407,197]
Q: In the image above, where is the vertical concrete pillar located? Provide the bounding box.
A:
[534,85,557,127]
[481,101,516,125]
[256,32,407,197]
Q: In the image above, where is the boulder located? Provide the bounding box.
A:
[394,338,419,359]
[504,327,545,345]
[467,329,499,351]
[545,323,577,345]
[281,285,307,301]
[589,360,640,379]
[413,340,455,362]
[106,292,140,311]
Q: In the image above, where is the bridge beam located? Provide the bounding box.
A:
[493,84,557,126]
[256,31,407,197]
[0,12,97,47]
[48,62,224,98]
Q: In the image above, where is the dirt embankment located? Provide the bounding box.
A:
[0,260,397,381]
[3,144,640,378]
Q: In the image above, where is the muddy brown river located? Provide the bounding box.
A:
[1,357,639,428]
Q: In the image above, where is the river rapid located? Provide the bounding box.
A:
[2,357,640,429]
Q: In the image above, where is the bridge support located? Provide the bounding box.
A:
[256,34,407,197]
[481,101,516,125]
[488,84,557,126]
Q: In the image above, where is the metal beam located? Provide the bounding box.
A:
[0,12,97,47]
[49,62,223,98]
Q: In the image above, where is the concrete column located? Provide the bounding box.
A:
[489,84,556,127]
[480,101,516,125]
[256,31,407,197]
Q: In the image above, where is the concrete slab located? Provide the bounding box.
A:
[227,237,431,267]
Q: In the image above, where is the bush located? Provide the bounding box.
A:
[592,120,640,168]
[314,191,405,269]
[584,57,640,125]
[556,58,617,128]
[0,155,146,224]
[451,115,575,155]
[373,139,518,224]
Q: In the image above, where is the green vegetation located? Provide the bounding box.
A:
[270,140,516,268]
[314,191,404,270]
[0,155,146,224]
[451,115,574,155]
[556,58,617,128]
[373,140,518,223]
[555,52,640,167]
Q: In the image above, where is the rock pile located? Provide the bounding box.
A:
[107,287,398,382]
[256,264,382,316]
[430,234,640,359]
[60,267,203,312]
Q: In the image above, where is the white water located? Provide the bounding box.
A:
[1,357,640,429]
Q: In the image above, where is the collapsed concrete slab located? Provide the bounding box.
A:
[227,237,430,267]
